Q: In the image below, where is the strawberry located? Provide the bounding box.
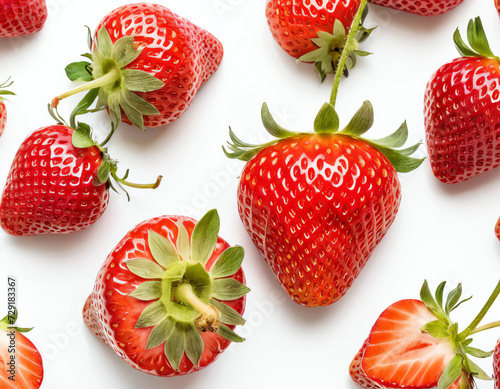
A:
[494,338,500,389]
[425,18,500,184]
[83,210,250,376]
[350,281,500,389]
[52,3,223,130]
[496,0,500,15]
[224,101,423,307]
[0,0,47,37]
[266,0,372,81]
[368,0,465,16]
[0,310,43,388]
[0,78,14,138]
[0,122,161,236]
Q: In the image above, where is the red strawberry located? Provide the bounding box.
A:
[0,78,14,138]
[350,281,500,389]
[266,0,372,81]
[369,0,464,16]
[425,18,500,184]
[494,338,500,389]
[83,210,249,376]
[496,0,500,15]
[0,123,161,236]
[224,101,423,307]
[0,310,43,388]
[53,3,223,130]
[0,0,47,37]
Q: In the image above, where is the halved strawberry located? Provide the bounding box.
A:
[350,281,500,389]
[0,311,43,388]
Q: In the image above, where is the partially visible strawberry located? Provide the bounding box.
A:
[350,281,500,389]
[496,0,500,15]
[425,18,500,184]
[53,3,223,130]
[369,0,465,16]
[494,338,500,389]
[0,310,43,388]
[83,210,249,376]
[0,0,47,37]
[0,78,15,138]
[0,121,161,236]
[266,0,372,81]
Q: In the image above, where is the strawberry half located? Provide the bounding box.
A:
[53,3,223,130]
[266,0,372,81]
[0,78,14,138]
[224,100,423,307]
[0,121,161,236]
[0,0,47,37]
[425,18,500,184]
[0,310,43,388]
[350,281,500,389]
[368,0,465,16]
[83,210,250,376]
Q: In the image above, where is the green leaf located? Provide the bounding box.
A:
[97,160,111,184]
[261,103,296,139]
[112,36,142,68]
[464,346,493,358]
[467,17,494,58]
[453,28,477,58]
[421,320,449,340]
[164,325,184,371]
[435,281,446,309]
[468,359,492,380]
[128,281,162,301]
[65,61,93,81]
[69,88,100,129]
[371,121,408,148]
[148,230,180,269]
[367,142,425,173]
[437,354,463,389]
[445,283,462,314]
[135,300,167,328]
[191,209,220,266]
[420,280,440,314]
[122,69,165,93]
[72,122,95,148]
[211,299,246,326]
[341,101,374,136]
[210,246,245,279]
[217,324,245,343]
[212,279,250,301]
[313,102,339,134]
[95,26,113,58]
[183,323,204,367]
[126,259,165,279]
[146,315,175,349]
[176,220,190,261]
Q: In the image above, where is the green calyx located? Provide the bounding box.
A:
[52,26,165,131]
[223,102,424,173]
[419,280,500,388]
[0,309,33,333]
[454,17,499,60]
[125,209,250,371]
[0,77,15,102]
[298,8,374,82]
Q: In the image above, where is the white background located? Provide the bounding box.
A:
[1,0,500,387]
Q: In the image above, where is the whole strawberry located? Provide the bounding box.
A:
[350,281,499,389]
[53,3,223,130]
[369,0,464,16]
[494,338,500,389]
[0,309,44,388]
[0,0,47,37]
[425,18,500,184]
[0,78,14,137]
[83,210,249,376]
[266,0,371,81]
[225,101,422,307]
[0,123,161,236]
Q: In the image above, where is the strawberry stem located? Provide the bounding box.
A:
[469,320,500,335]
[458,280,500,340]
[51,68,121,108]
[330,0,368,108]
[111,171,162,189]
[177,283,220,332]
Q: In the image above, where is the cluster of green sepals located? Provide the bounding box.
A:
[420,280,500,388]
[454,17,499,60]
[0,77,15,102]
[0,308,33,333]
[298,7,374,82]
[55,26,165,131]
[125,209,250,371]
